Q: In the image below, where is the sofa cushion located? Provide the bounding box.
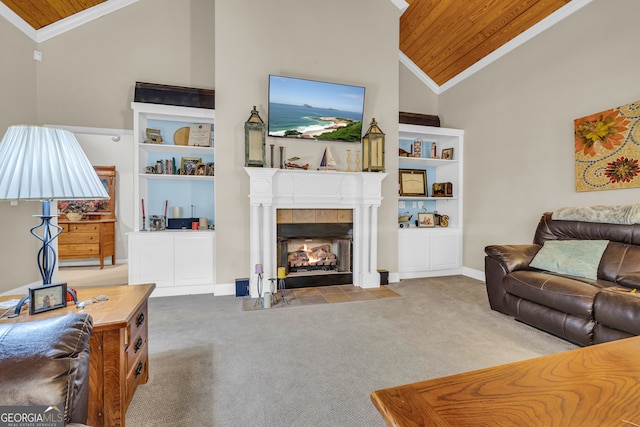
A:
[503,271,602,318]
[530,239,609,280]
[599,242,640,282]
[594,288,640,335]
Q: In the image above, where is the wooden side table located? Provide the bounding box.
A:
[371,336,640,426]
[0,283,155,427]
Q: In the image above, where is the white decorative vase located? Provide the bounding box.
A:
[66,212,83,221]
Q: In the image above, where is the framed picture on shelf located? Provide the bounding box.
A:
[188,123,212,147]
[399,169,427,196]
[181,157,202,175]
[206,162,215,176]
[432,182,453,197]
[29,282,67,315]
[195,163,207,176]
[441,148,454,160]
[417,212,436,228]
[413,138,422,157]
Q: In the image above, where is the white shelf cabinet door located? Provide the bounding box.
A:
[174,233,215,286]
[128,233,174,288]
[430,230,462,270]
[398,230,432,273]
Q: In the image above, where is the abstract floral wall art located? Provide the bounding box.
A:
[575,99,640,191]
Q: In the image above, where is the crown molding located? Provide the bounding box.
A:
[399,51,441,94]
[402,0,594,94]
[0,0,139,43]
[390,0,409,13]
[0,1,36,40]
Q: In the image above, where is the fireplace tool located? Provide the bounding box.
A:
[277,267,290,306]
[253,264,264,307]
[268,278,278,305]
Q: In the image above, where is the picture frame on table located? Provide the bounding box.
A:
[399,169,427,196]
[417,212,436,228]
[441,148,454,160]
[29,282,67,315]
[181,157,202,176]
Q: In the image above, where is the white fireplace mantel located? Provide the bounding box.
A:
[245,168,387,296]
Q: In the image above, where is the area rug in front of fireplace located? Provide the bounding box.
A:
[241,284,400,311]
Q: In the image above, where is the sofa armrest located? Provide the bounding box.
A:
[0,313,93,425]
[485,244,542,274]
[616,272,640,289]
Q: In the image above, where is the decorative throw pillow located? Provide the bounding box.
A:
[529,240,609,280]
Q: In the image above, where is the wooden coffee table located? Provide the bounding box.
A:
[0,283,155,427]
[371,336,640,426]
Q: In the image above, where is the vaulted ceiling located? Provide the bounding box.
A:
[1,0,586,91]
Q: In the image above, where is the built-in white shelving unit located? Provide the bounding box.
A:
[128,102,216,296]
[397,124,464,279]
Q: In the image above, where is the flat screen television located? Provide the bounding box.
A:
[268,75,365,143]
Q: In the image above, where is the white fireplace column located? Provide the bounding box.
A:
[245,168,386,296]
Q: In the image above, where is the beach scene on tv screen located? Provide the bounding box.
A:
[268,75,365,142]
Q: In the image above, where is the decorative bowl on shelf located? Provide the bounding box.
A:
[66,212,84,221]
[58,199,107,221]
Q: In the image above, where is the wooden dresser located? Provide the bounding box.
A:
[58,165,117,269]
[0,283,155,427]
[58,219,116,268]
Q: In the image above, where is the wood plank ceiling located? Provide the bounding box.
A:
[3,0,572,88]
[400,0,572,86]
[1,0,106,30]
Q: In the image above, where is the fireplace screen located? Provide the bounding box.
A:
[277,221,353,287]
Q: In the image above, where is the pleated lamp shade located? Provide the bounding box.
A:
[0,125,109,201]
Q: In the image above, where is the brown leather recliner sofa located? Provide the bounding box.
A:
[0,313,93,426]
[485,212,640,346]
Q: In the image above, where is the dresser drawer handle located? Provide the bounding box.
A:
[136,312,145,327]
[135,361,144,377]
[135,337,143,353]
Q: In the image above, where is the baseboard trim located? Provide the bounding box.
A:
[462,267,485,282]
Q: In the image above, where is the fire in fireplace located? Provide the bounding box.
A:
[287,240,338,272]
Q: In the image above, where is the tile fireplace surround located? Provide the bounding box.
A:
[245,168,387,297]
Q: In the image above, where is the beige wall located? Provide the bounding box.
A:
[0,18,41,292]
[215,0,400,284]
[437,0,640,273]
[36,0,215,130]
[399,62,438,114]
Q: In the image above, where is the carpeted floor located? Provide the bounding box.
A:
[126,276,576,427]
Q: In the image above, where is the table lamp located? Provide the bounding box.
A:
[0,125,109,315]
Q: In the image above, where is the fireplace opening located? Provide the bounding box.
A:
[276,210,353,288]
